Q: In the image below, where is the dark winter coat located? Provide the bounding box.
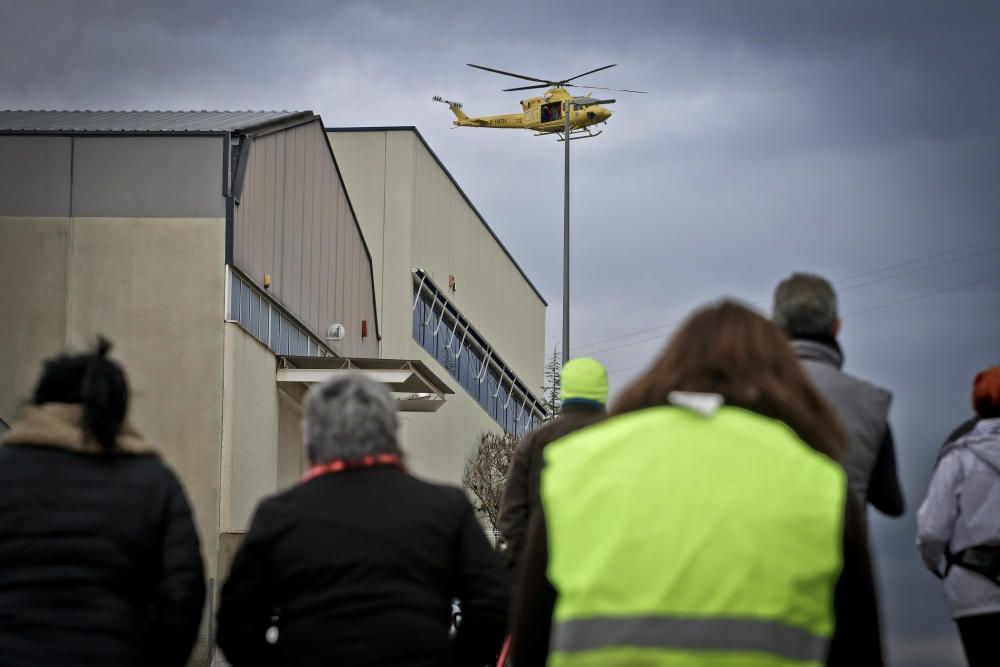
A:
[497,403,606,572]
[217,465,509,667]
[0,403,206,666]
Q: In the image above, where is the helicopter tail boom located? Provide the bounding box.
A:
[432,96,469,121]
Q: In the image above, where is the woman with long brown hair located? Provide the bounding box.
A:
[510,301,883,666]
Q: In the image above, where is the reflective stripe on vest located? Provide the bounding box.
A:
[552,615,827,663]
[541,405,845,667]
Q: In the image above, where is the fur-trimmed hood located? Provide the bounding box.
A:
[1,403,158,456]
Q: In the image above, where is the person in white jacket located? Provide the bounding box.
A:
[917,366,1000,667]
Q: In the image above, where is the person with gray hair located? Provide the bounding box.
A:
[773,272,904,517]
[217,374,509,666]
[303,372,401,464]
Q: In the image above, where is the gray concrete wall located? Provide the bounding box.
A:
[0,137,72,216]
[234,120,378,357]
[72,136,225,218]
[0,135,225,219]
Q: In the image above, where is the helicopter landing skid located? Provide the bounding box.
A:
[555,128,602,141]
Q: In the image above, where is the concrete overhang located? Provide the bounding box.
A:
[277,356,453,413]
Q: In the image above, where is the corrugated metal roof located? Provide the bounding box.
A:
[0,110,312,133]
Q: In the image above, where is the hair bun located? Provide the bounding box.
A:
[95,336,113,359]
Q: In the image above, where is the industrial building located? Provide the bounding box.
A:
[0,111,547,659]
[328,127,548,483]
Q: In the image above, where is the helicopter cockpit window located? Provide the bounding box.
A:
[541,101,562,123]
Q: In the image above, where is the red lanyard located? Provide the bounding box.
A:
[301,453,404,482]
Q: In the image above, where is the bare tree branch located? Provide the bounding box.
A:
[462,431,518,531]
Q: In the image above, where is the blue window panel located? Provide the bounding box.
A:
[436,333,448,367]
[412,302,422,342]
[229,276,241,320]
[411,284,545,437]
[269,312,280,353]
[279,315,291,355]
[240,281,251,328]
[260,303,271,343]
[249,291,259,337]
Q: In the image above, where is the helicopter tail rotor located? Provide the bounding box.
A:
[432,95,463,109]
[432,96,469,122]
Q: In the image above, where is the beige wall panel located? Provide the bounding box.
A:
[330,126,546,379]
[64,216,226,577]
[407,140,545,390]
[399,346,503,486]
[220,324,280,533]
[0,218,70,423]
[72,136,224,218]
[329,128,546,451]
[326,131,388,323]
[0,137,72,216]
[234,121,378,358]
[276,390,305,489]
[378,131,418,357]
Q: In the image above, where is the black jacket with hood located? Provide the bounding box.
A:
[0,403,205,666]
[497,402,606,573]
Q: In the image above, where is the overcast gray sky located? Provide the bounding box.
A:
[3,1,998,663]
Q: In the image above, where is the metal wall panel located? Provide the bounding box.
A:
[0,136,72,216]
[233,120,378,358]
[72,136,225,218]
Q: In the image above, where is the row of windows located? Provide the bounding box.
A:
[412,281,544,438]
[228,270,331,358]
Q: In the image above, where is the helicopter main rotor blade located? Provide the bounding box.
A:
[575,84,649,94]
[562,64,617,83]
[467,64,553,85]
[502,84,553,92]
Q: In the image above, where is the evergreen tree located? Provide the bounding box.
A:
[542,345,561,421]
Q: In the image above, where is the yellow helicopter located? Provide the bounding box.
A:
[434,64,646,140]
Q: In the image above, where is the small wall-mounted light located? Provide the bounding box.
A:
[263,273,272,289]
[448,274,457,292]
[326,323,345,343]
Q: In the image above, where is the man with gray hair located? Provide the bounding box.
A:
[773,272,904,517]
[218,374,509,666]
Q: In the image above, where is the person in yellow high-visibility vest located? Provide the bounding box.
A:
[510,301,883,667]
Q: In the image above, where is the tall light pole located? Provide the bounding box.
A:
[562,100,571,365]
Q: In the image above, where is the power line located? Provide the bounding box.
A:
[573,237,999,353]
[605,273,1000,376]
[837,246,1000,293]
[831,237,998,284]
[839,273,1000,318]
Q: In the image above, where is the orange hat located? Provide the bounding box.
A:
[973,367,1000,418]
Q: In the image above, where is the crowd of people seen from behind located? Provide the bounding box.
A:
[0,273,997,667]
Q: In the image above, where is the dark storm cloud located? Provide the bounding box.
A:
[3,2,999,664]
